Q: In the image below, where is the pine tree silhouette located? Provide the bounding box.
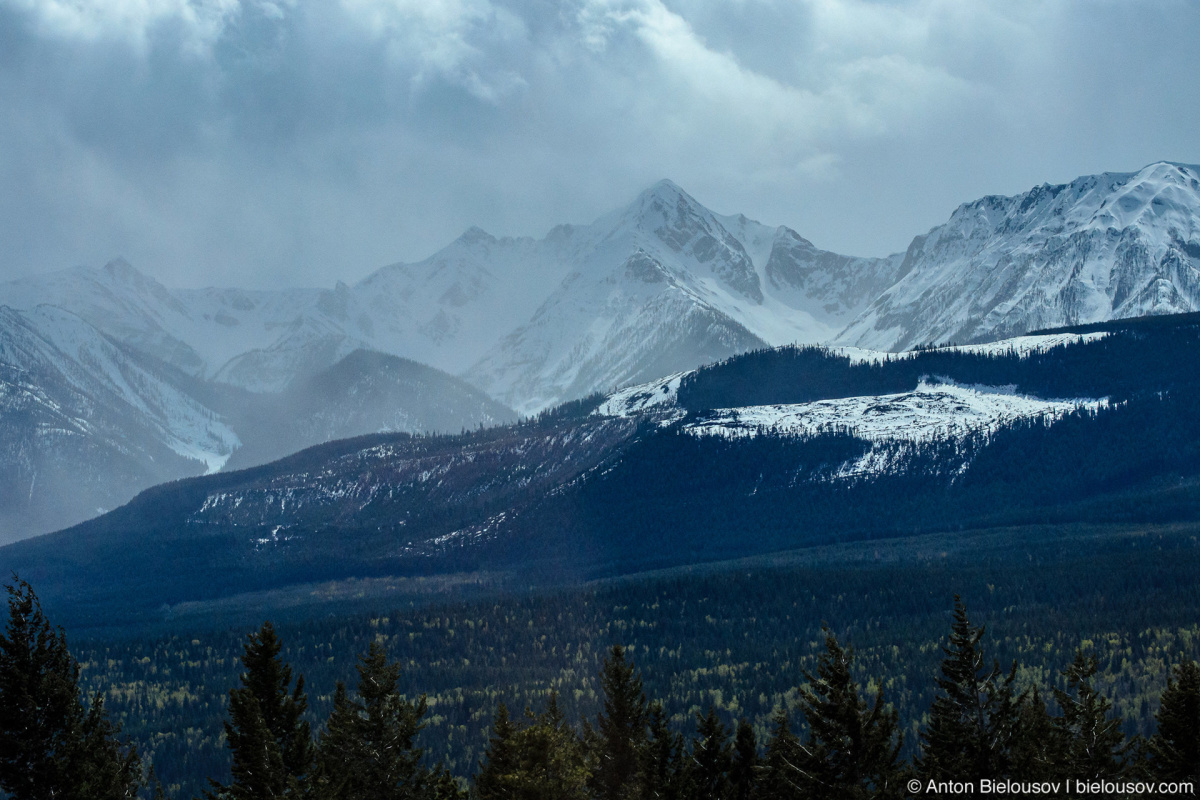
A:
[917,598,1022,789]
[1149,660,1200,781]
[1052,649,1127,783]
[314,641,456,799]
[590,644,649,800]
[756,707,804,800]
[690,706,733,800]
[207,621,312,799]
[0,576,140,800]
[793,629,904,800]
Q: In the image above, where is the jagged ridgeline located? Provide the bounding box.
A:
[4,313,1200,627]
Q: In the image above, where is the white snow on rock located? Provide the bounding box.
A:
[684,380,1106,443]
[829,331,1111,365]
[837,162,1200,351]
[0,305,240,471]
[596,372,686,417]
[932,331,1111,358]
[0,182,899,412]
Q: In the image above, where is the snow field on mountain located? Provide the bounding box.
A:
[3,305,240,473]
[684,380,1107,443]
[830,331,1111,365]
[596,372,686,416]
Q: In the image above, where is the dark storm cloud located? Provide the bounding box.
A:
[0,0,1198,288]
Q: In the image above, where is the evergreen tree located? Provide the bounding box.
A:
[314,641,456,800]
[473,694,589,800]
[729,719,757,800]
[76,694,144,799]
[315,682,359,794]
[917,598,1022,787]
[0,576,140,800]
[792,630,904,800]
[1008,687,1061,781]
[755,708,803,800]
[516,693,590,800]
[207,621,313,800]
[690,706,733,800]
[221,691,286,800]
[640,701,685,800]
[590,645,649,800]
[1149,660,1200,781]
[473,703,519,800]
[1052,650,1127,783]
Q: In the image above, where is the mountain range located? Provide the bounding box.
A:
[7,311,1200,627]
[1,161,1198,542]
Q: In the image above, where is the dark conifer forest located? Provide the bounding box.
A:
[9,513,1200,798]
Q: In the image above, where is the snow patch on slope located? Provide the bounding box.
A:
[830,331,1112,365]
[685,380,1105,443]
[596,372,686,417]
[13,305,240,472]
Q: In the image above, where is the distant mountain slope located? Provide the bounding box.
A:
[463,249,769,414]
[0,305,239,542]
[9,315,1200,623]
[0,303,516,541]
[462,180,902,411]
[837,162,1200,349]
[220,349,517,470]
[5,164,1198,413]
[199,181,903,408]
[0,258,322,381]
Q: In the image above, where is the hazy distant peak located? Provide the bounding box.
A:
[1142,160,1200,177]
[644,177,686,196]
[455,225,496,245]
[100,257,171,294]
[103,256,137,277]
[631,178,701,214]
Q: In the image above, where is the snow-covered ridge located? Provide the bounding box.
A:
[596,329,1114,421]
[595,372,685,417]
[684,380,1106,443]
[831,331,1111,366]
[837,161,1200,351]
[2,304,240,473]
[3,165,1184,413]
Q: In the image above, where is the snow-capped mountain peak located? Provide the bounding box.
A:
[460,180,904,412]
[7,166,1192,415]
[598,178,764,303]
[837,161,1200,351]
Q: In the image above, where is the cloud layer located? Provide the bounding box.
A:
[1,0,1198,288]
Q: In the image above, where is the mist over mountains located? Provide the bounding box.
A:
[0,309,513,542]
[0,162,1198,543]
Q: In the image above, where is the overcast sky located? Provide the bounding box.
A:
[1,0,1197,289]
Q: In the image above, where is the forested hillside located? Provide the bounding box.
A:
[43,519,1200,797]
